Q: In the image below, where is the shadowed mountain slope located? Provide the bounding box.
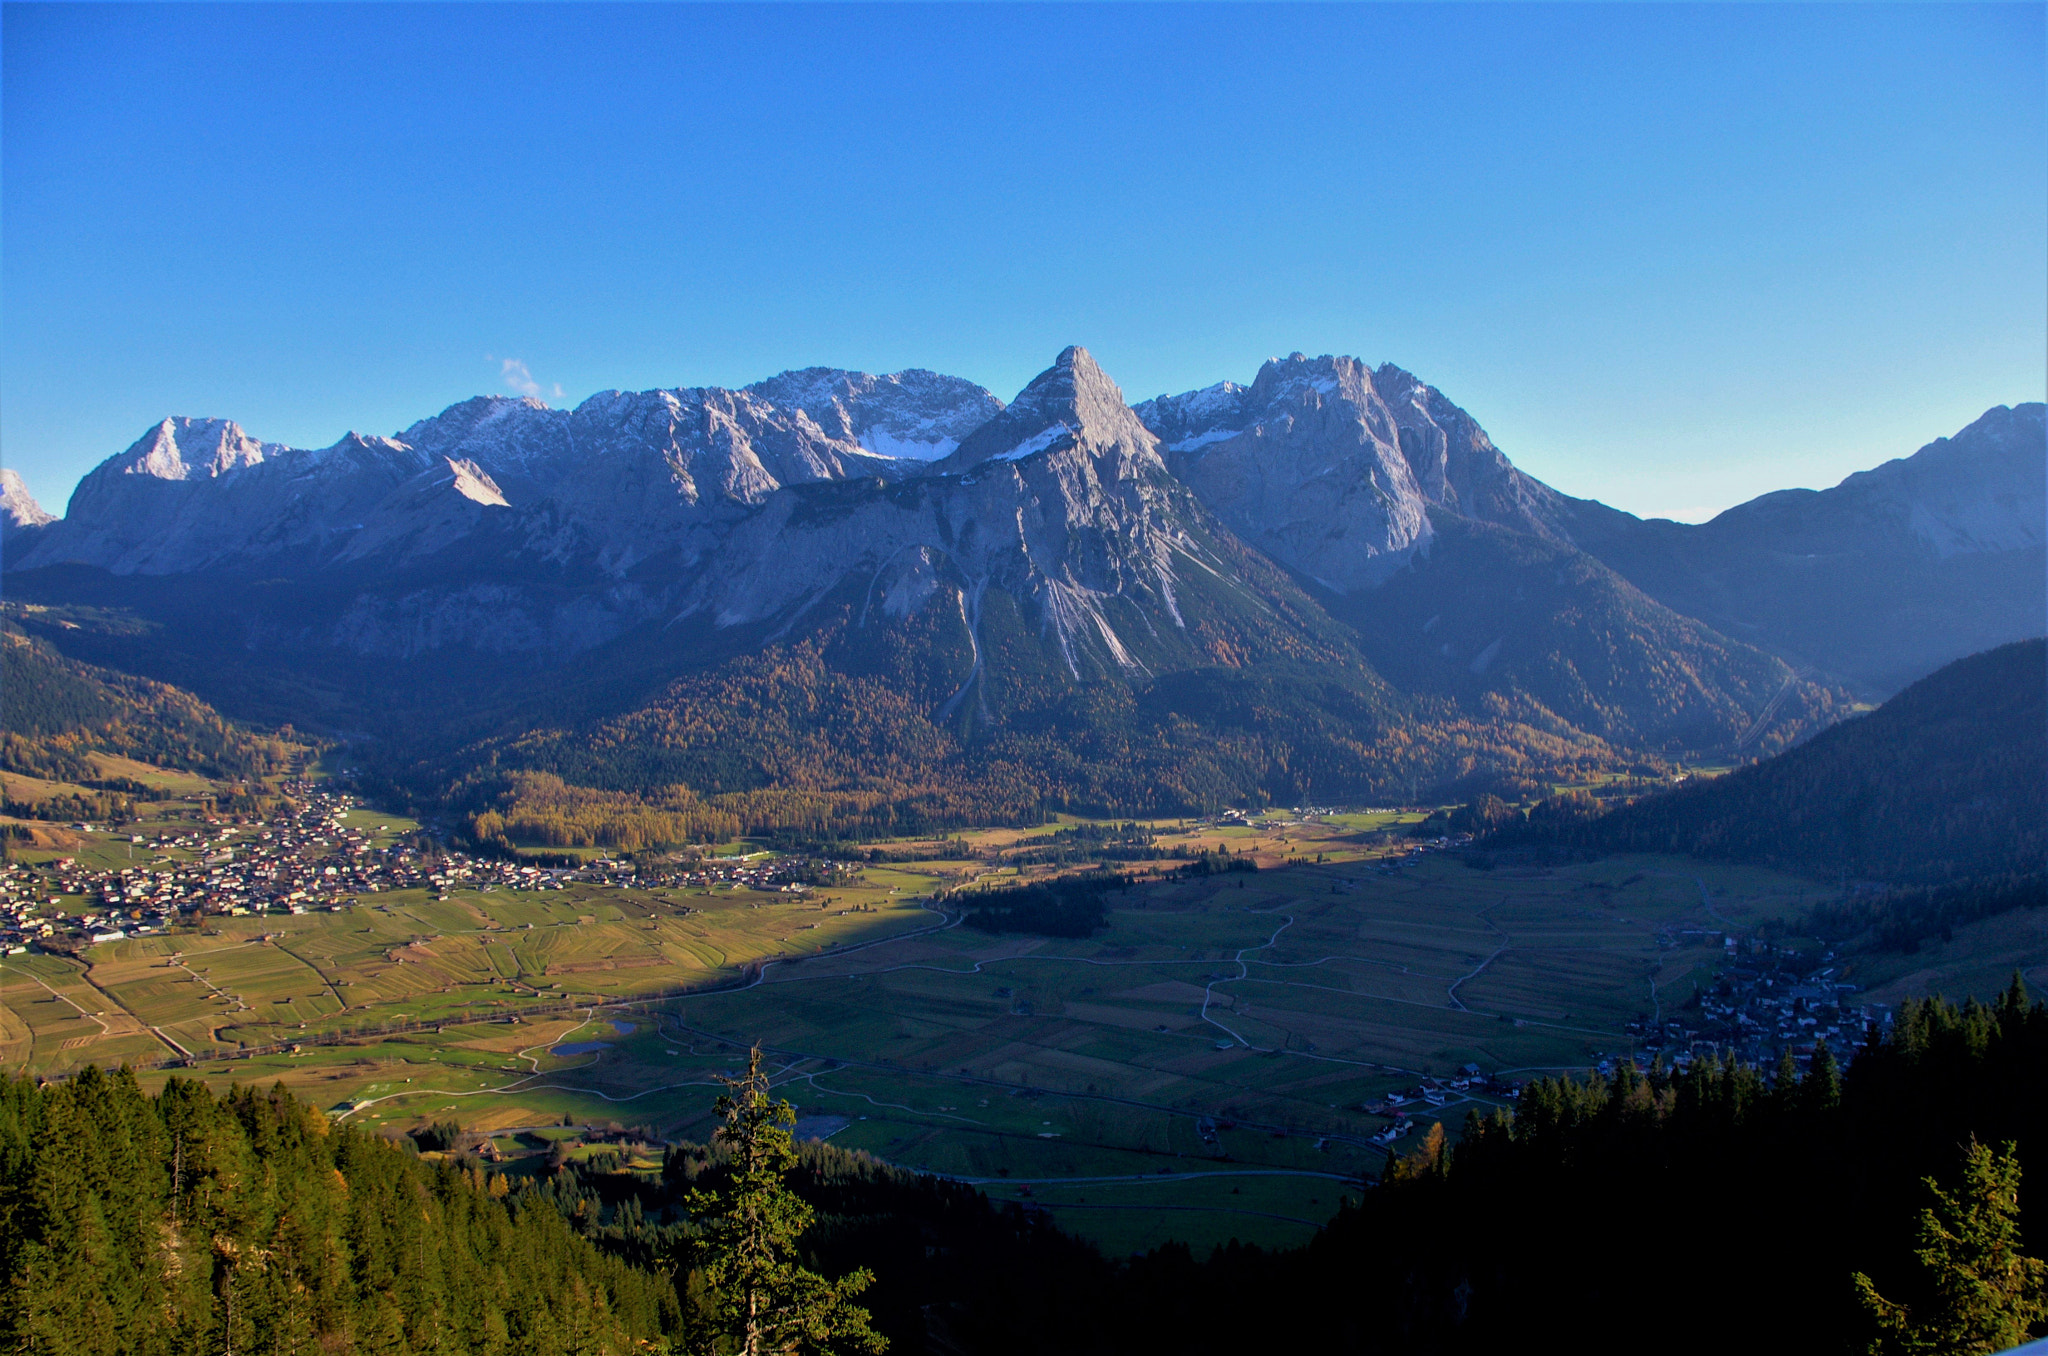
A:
[1553,403,2046,693]
[1321,511,1852,757]
[1501,638,2047,883]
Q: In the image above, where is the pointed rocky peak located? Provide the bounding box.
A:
[1133,380,1248,451]
[395,396,571,490]
[1137,353,1380,454]
[0,469,55,528]
[324,430,413,457]
[1367,365,1514,474]
[1732,402,2047,557]
[1371,363,1458,429]
[943,346,1162,472]
[1016,346,1122,422]
[113,417,274,482]
[1839,402,2046,493]
[272,432,430,485]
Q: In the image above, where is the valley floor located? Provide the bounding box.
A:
[3,791,1871,1254]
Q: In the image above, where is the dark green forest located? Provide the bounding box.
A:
[2,551,1839,849]
[1117,984,2048,1355]
[0,1071,676,1354]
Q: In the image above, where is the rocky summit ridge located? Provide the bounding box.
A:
[6,347,2042,704]
[6,347,1577,593]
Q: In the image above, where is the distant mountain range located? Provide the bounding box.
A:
[2,347,2039,829]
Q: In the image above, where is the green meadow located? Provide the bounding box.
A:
[4,808,1836,1256]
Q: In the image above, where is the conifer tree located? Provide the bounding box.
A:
[1854,1138,2048,1354]
[1774,1045,1801,1100]
[686,1049,885,1356]
[1804,1040,1841,1116]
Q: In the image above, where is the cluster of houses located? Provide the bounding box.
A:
[1367,1064,1517,1144]
[572,851,844,895]
[1686,959,1889,1068]
[2,785,439,950]
[1621,950,1891,1073]
[0,782,857,955]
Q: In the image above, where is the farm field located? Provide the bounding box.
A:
[0,869,950,1072]
[7,809,1832,1256]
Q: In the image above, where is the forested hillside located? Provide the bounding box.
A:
[0,1069,677,1354]
[0,620,303,787]
[1325,511,1850,756]
[425,599,1657,845]
[1501,639,2047,883]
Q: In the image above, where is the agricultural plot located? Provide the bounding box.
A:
[621,850,1823,1250]
[0,871,950,1073]
[1841,904,2048,1006]
[52,842,1827,1257]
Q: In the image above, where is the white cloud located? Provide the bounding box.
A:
[496,357,543,399]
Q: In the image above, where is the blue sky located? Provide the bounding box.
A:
[3,3,2042,521]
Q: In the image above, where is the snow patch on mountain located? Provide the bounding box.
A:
[992,424,1072,462]
[1165,428,1243,453]
[857,429,959,461]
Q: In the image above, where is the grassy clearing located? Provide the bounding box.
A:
[1845,906,2048,1006]
[1,771,102,805]
[3,877,947,1075]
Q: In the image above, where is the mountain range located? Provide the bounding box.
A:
[3,347,2040,830]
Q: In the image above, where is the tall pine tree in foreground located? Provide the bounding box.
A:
[684,1049,885,1356]
[1854,1138,2048,1355]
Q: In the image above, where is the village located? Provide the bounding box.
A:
[1624,945,1893,1074]
[0,782,841,955]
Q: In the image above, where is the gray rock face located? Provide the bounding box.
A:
[691,348,1207,682]
[1710,402,2046,557]
[26,421,433,574]
[10,347,2035,699]
[1134,354,1569,590]
[1557,402,2047,692]
[1,469,54,530]
[943,346,1164,476]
